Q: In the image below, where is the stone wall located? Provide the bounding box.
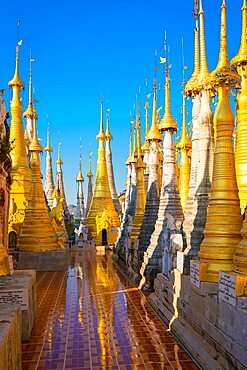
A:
[149,271,247,370]
[0,304,22,370]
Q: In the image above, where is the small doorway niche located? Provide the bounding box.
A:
[102,229,108,246]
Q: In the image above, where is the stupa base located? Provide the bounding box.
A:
[0,270,36,340]
[0,304,22,370]
[17,250,68,271]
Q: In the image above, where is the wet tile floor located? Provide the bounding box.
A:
[22,250,199,370]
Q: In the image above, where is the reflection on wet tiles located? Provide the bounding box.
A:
[22,250,198,369]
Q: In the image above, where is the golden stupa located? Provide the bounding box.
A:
[17,106,59,252]
[231,0,247,275]
[231,0,247,213]
[86,99,120,246]
[176,94,191,211]
[198,0,242,282]
[8,45,31,237]
[130,109,146,247]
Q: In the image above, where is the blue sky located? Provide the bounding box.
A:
[0,0,243,204]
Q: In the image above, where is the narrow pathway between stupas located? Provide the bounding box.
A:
[22,250,199,370]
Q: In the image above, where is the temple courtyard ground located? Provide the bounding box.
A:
[21,250,199,370]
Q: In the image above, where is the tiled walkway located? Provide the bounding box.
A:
[22,250,199,370]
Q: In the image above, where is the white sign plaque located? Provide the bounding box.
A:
[219,271,236,307]
[0,288,29,310]
[190,260,200,288]
[8,255,14,275]
[177,251,184,274]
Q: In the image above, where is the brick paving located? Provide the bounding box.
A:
[22,250,199,370]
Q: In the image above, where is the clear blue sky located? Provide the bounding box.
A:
[0,0,243,204]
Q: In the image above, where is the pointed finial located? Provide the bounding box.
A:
[29,102,42,153]
[87,151,93,177]
[100,96,103,130]
[176,94,191,150]
[28,50,33,104]
[135,110,145,168]
[181,37,186,88]
[130,122,137,164]
[8,22,24,88]
[44,123,53,152]
[159,33,177,131]
[126,124,133,165]
[196,0,210,87]
[154,49,158,79]
[146,75,162,142]
[217,0,228,69]
[105,107,112,140]
[77,139,84,182]
[206,0,240,89]
[159,78,177,131]
[96,96,106,141]
[24,51,36,118]
[80,137,82,157]
[231,0,247,66]
[145,99,149,136]
[56,141,63,165]
[199,0,202,11]
[185,1,200,94]
[133,126,137,153]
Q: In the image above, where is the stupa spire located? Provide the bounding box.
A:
[97,97,105,141]
[145,101,149,139]
[87,152,93,178]
[8,36,31,236]
[176,94,191,211]
[105,111,112,140]
[56,142,63,166]
[105,111,122,218]
[185,0,200,94]
[130,109,146,246]
[231,0,247,67]
[44,125,55,209]
[126,125,133,165]
[146,78,162,142]
[159,79,177,131]
[86,152,93,216]
[8,45,26,169]
[76,141,84,182]
[177,51,192,211]
[160,35,177,131]
[141,100,150,172]
[23,52,36,121]
[75,140,85,227]
[195,0,209,87]
[44,124,52,152]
